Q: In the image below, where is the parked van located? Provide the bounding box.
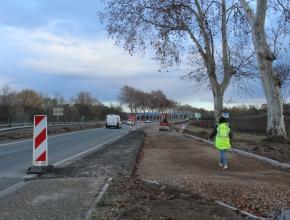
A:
[106,114,122,129]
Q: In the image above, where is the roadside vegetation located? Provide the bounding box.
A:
[118,85,209,118]
[0,85,125,123]
[0,84,207,124]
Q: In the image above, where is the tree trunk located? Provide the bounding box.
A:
[256,53,287,140]
[239,0,287,140]
[213,88,224,122]
[252,29,287,140]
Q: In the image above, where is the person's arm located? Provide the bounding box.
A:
[229,125,233,145]
[209,125,217,139]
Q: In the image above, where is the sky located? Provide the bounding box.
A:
[0,0,280,110]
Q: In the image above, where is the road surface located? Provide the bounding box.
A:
[0,126,130,192]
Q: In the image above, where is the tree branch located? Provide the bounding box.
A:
[255,0,267,27]
[239,0,254,23]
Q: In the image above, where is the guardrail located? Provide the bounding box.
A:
[0,122,104,135]
[0,123,33,128]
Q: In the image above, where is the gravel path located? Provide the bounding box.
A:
[137,126,290,218]
[0,177,105,220]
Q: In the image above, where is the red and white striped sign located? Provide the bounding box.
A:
[33,115,48,166]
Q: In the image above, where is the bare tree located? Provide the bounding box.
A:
[0,85,16,124]
[239,0,289,140]
[0,85,127,123]
[100,0,254,121]
[274,63,290,103]
[17,89,44,121]
[74,91,99,121]
[118,86,138,113]
[134,90,150,119]
[118,85,177,119]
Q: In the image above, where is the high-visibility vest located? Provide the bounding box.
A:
[215,123,231,150]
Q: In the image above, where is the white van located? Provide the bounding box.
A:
[106,114,122,128]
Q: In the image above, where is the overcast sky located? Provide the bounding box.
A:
[0,0,282,110]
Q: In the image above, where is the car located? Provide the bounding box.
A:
[144,120,151,123]
[106,114,122,128]
[126,120,135,125]
[159,118,170,131]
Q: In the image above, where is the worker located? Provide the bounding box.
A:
[209,113,233,170]
[129,120,135,132]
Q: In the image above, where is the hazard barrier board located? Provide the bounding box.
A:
[128,114,136,121]
[33,115,48,166]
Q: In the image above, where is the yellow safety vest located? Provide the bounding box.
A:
[215,123,231,150]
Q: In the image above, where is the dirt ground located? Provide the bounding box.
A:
[182,125,290,164]
[136,126,290,218]
[94,177,245,220]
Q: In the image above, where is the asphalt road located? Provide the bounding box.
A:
[0,126,131,192]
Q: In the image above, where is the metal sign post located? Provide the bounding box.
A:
[53,107,64,122]
[194,113,201,121]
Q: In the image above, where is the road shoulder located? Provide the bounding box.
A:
[0,130,144,220]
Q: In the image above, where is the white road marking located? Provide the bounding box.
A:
[0,140,32,147]
[0,181,28,198]
[0,127,104,148]
[0,132,125,196]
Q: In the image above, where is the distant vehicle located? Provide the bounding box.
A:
[159,118,170,131]
[106,114,122,129]
[126,120,135,125]
[144,120,151,123]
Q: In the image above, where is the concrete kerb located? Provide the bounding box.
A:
[184,133,290,170]
[85,177,113,220]
[215,200,266,220]
[0,181,28,198]
[85,128,145,220]
[136,178,263,219]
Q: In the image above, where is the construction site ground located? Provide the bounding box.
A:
[94,176,245,220]
[95,125,290,219]
[183,125,290,164]
[3,125,289,219]
[134,126,290,218]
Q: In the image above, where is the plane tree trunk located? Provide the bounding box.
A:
[240,0,287,141]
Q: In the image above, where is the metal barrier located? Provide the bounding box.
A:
[0,122,104,135]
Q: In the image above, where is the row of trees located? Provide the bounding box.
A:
[0,84,203,123]
[101,0,289,141]
[118,85,290,122]
[0,86,125,123]
[118,85,176,113]
[118,85,211,119]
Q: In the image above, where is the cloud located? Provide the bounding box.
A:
[0,75,11,86]
[0,73,22,90]
[0,22,157,78]
[0,19,281,109]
